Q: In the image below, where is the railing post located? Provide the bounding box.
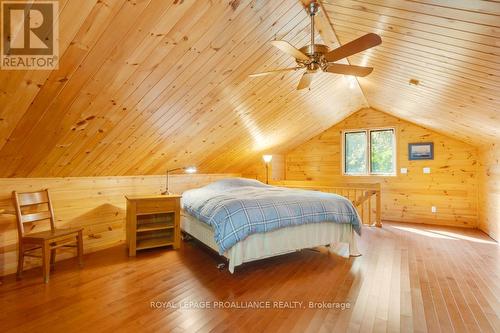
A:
[361,195,364,224]
[368,195,372,226]
[376,190,382,227]
[275,181,382,227]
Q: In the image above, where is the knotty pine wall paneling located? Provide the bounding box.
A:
[285,108,479,227]
[478,144,500,241]
[242,154,286,183]
[0,174,237,276]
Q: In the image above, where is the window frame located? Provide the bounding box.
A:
[342,127,397,176]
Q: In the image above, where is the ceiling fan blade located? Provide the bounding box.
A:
[271,40,310,61]
[324,33,382,63]
[325,63,373,77]
[297,72,314,90]
[249,67,302,78]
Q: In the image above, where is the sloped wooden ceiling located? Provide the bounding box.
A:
[0,0,367,177]
[322,0,500,145]
[1,0,498,178]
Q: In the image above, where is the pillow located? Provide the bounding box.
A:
[204,177,267,190]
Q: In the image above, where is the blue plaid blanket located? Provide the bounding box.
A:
[182,178,361,254]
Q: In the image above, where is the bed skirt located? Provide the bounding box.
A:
[181,211,361,273]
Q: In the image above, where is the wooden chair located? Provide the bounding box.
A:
[13,189,84,283]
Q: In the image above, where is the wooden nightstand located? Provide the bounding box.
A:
[126,195,181,256]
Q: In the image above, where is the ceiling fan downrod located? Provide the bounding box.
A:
[308,1,320,54]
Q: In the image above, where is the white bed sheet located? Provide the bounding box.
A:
[181,211,361,273]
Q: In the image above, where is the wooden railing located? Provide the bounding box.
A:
[270,180,382,227]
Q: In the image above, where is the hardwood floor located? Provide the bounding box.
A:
[0,222,498,332]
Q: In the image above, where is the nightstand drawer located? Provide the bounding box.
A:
[135,199,177,215]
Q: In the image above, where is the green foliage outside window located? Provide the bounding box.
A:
[345,131,367,174]
[370,130,395,174]
[344,129,395,175]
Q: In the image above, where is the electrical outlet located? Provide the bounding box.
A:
[423,167,431,174]
[400,167,408,174]
[431,206,437,213]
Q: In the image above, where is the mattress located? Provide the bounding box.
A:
[182,178,362,254]
[181,211,360,273]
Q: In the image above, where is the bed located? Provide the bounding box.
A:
[181,178,362,273]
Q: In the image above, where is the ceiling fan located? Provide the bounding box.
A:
[249,0,382,90]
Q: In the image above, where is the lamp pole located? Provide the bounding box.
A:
[265,162,269,184]
[162,167,182,195]
[162,166,197,195]
[262,155,273,184]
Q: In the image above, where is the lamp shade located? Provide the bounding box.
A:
[262,155,273,163]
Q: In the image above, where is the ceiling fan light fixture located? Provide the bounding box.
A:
[248,1,382,90]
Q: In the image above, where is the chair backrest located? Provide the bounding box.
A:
[12,189,56,237]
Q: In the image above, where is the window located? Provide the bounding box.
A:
[343,128,395,175]
[344,131,367,174]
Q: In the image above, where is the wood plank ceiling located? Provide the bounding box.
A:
[322,0,500,145]
[0,0,498,177]
[0,0,366,177]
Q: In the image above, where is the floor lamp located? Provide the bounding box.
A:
[262,155,273,184]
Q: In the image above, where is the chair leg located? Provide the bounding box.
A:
[16,245,24,279]
[50,247,56,271]
[42,242,50,283]
[77,231,84,268]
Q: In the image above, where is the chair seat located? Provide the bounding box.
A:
[23,227,83,241]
